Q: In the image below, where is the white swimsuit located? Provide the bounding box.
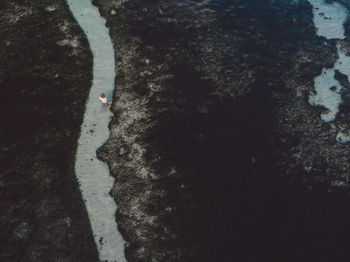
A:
[98,97,107,103]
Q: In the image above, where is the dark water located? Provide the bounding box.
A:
[137,0,350,261]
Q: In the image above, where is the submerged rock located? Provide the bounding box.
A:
[334,69,350,90]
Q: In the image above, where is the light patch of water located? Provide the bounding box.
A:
[66,0,126,261]
[308,0,348,39]
[336,131,350,143]
[307,0,350,132]
[45,6,56,12]
[308,45,350,122]
[309,45,350,122]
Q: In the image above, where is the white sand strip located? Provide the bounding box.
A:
[67,0,127,261]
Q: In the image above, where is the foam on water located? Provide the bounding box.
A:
[67,0,127,261]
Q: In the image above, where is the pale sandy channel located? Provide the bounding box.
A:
[67,0,127,261]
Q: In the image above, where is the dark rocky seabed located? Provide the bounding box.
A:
[0,0,98,261]
[2,0,350,261]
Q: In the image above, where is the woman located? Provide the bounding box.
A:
[98,93,111,105]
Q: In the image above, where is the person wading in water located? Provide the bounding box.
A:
[98,93,112,105]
